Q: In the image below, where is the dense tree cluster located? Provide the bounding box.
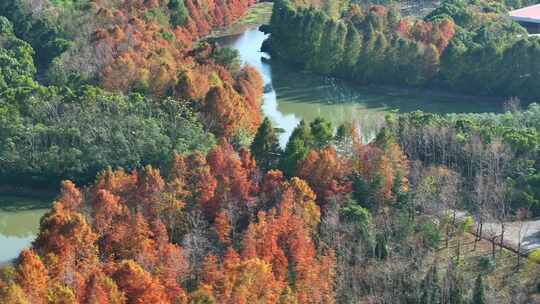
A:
[391,103,540,216]
[0,0,264,137]
[0,20,215,187]
[265,0,540,99]
[1,112,540,302]
[0,0,256,71]
[41,0,259,97]
[0,0,264,187]
[0,142,337,303]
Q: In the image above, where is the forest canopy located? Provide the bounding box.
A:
[0,0,264,187]
[1,0,540,303]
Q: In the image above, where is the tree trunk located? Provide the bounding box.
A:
[491,236,497,259]
[456,240,461,261]
[500,222,505,253]
[479,221,483,240]
[446,224,449,248]
[517,241,521,268]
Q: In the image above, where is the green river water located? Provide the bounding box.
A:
[217,27,502,145]
[0,203,47,263]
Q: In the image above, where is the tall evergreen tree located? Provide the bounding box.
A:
[279,120,312,176]
[310,117,334,149]
[313,20,346,74]
[421,265,441,304]
[340,24,362,76]
[250,118,282,172]
[305,11,328,69]
[471,274,486,304]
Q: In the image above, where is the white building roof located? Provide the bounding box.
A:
[510,4,540,24]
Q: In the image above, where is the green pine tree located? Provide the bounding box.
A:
[250,118,282,172]
[279,120,312,176]
[310,117,334,149]
[471,274,486,304]
[340,24,362,76]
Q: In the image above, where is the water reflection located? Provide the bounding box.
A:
[0,209,46,263]
[217,28,501,145]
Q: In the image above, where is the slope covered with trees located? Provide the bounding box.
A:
[0,0,264,188]
[0,144,337,303]
[2,113,539,302]
[1,0,540,302]
[264,0,540,99]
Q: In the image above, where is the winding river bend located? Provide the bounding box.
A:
[217,27,502,145]
[0,22,503,265]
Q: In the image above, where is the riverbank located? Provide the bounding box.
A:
[216,27,505,144]
[0,186,55,211]
[0,195,52,211]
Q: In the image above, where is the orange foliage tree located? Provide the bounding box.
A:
[3,142,342,303]
[15,250,49,304]
[297,146,353,203]
[354,134,409,205]
[113,260,169,304]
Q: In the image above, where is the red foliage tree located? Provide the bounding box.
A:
[435,19,456,52]
[297,147,353,202]
[34,200,99,301]
[214,211,232,245]
[199,248,283,303]
[83,273,125,304]
[203,83,260,139]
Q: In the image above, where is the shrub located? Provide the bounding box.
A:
[477,256,496,273]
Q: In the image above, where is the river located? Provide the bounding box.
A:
[0,207,47,264]
[217,27,502,145]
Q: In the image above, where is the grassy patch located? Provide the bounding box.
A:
[210,2,273,37]
[50,0,89,9]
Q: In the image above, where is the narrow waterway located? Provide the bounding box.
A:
[217,28,501,145]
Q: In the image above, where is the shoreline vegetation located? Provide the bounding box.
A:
[262,57,506,110]
[263,0,540,101]
[214,1,508,110]
[0,187,56,211]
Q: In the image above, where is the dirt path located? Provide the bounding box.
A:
[446,210,540,254]
[483,219,540,253]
